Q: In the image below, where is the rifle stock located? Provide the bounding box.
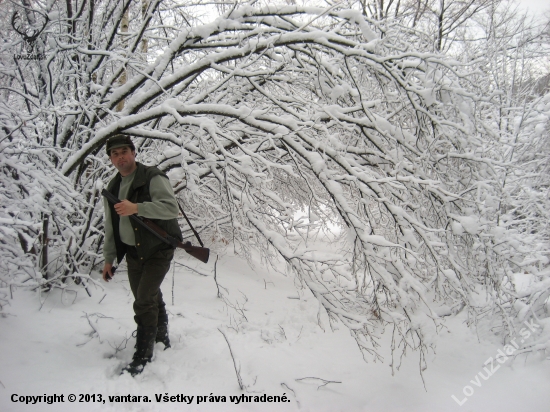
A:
[102,189,210,264]
[180,242,210,264]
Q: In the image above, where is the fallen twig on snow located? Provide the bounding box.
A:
[295,376,342,390]
[218,328,244,390]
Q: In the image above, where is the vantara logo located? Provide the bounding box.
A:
[11,10,49,61]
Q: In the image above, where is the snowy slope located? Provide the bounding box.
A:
[1,242,549,412]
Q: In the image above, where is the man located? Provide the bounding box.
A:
[102,135,182,376]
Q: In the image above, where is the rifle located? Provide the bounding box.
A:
[101,189,209,264]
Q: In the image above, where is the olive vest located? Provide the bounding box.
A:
[106,162,183,263]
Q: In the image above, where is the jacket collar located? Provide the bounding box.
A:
[131,162,147,190]
[110,162,146,199]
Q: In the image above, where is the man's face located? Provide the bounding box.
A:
[109,146,137,176]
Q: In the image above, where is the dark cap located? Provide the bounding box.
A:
[106,135,135,155]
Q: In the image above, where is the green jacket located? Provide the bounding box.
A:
[105,162,182,263]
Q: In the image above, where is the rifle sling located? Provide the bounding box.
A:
[177,200,204,248]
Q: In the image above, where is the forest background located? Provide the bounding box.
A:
[0,0,549,410]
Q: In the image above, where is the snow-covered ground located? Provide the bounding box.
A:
[1,241,549,412]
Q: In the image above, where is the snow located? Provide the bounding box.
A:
[2,2,549,411]
[1,240,549,412]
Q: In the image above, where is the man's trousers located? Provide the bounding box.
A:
[126,248,174,327]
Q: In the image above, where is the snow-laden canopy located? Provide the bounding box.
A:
[1,0,548,365]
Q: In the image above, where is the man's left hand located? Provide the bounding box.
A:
[114,200,138,216]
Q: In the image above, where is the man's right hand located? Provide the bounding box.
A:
[102,263,115,282]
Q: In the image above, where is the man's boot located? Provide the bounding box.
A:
[156,314,171,349]
[122,325,157,376]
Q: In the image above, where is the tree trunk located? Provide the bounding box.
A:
[116,8,129,112]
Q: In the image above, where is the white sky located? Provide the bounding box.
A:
[516,0,550,13]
